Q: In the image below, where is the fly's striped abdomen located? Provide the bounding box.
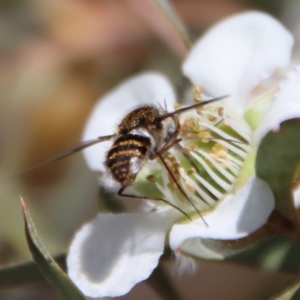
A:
[106,134,151,187]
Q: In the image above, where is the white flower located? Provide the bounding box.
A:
[67,11,297,298]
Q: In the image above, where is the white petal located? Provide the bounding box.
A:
[255,66,300,144]
[169,177,274,250]
[183,11,293,113]
[82,72,176,172]
[67,210,179,298]
[293,186,300,209]
[179,239,226,260]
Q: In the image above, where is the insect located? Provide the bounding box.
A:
[20,95,227,222]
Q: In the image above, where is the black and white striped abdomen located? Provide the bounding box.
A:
[106,134,151,187]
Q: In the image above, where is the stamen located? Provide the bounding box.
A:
[197,149,236,182]
[220,152,244,168]
[179,168,215,207]
[156,168,182,207]
[223,116,252,141]
[192,172,223,199]
[216,157,241,176]
[189,152,232,191]
[156,183,174,204]
[214,139,248,159]
[198,121,248,151]
[140,103,253,218]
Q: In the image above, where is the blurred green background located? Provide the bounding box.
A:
[0,0,300,299]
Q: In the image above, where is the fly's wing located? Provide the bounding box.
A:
[14,135,114,177]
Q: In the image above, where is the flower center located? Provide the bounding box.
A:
[134,103,252,215]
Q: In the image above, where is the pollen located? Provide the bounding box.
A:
[218,107,224,117]
[212,144,228,156]
[197,131,211,143]
[196,107,205,115]
[186,144,199,152]
[147,174,157,182]
[193,85,202,102]
[174,103,183,110]
[207,114,217,122]
[187,168,196,176]
[185,180,196,194]
[223,120,230,127]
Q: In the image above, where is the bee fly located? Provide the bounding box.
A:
[19,95,227,222]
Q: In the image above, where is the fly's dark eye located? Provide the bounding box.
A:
[155,118,162,129]
[139,117,147,125]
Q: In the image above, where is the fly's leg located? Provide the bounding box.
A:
[118,186,192,221]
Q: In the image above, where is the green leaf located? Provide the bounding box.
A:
[265,274,300,300]
[20,198,88,300]
[231,236,300,273]
[180,238,257,261]
[0,253,66,288]
[153,0,192,49]
[256,119,300,223]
